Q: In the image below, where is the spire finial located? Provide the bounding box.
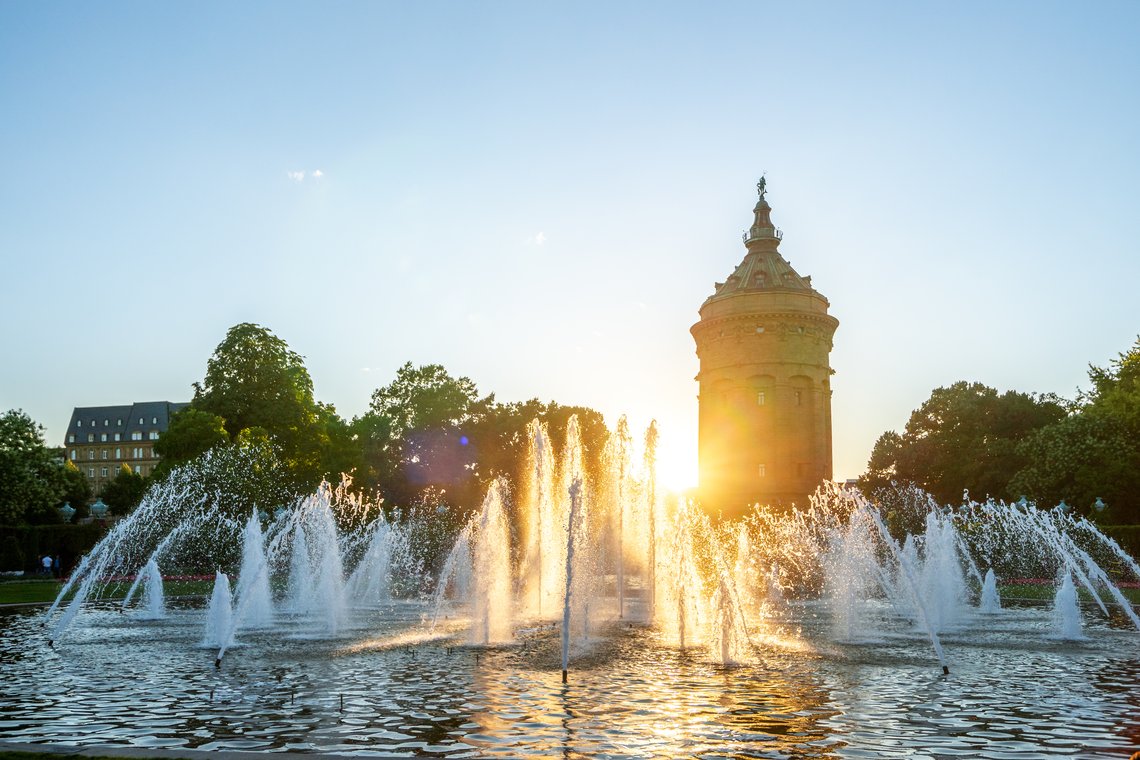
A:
[756,174,767,199]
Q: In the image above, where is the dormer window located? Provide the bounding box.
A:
[77,420,82,428]
[152,416,157,424]
[139,417,144,425]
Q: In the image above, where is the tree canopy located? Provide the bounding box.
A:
[0,409,65,525]
[858,381,1065,505]
[861,337,1140,523]
[158,322,352,493]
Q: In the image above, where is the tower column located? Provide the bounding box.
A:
[691,182,838,517]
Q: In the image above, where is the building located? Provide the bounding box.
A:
[64,401,188,493]
[691,181,839,517]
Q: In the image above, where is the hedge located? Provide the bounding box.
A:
[1099,525,1140,558]
[0,523,108,574]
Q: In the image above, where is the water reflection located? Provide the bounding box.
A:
[0,601,1136,758]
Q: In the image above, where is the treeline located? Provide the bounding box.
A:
[1,322,614,533]
[859,336,1140,524]
[151,322,610,516]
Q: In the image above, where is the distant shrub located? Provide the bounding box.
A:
[0,535,24,571]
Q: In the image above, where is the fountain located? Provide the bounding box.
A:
[1051,569,1085,640]
[979,568,1002,612]
[6,417,1138,757]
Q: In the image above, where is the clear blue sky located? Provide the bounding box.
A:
[2,2,1138,487]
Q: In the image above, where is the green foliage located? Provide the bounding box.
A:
[356,362,610,521]
[858,382,1064,504]
[0,535,24,571]
[100,464,148,516]
[178,322,356,494]
[0,409,66,525]
[59,460,92,521]
[1099,525,1140,557]
[860,338,1140,522]
[153,408,228,469]
[0,522,107,574]
[154,324,611,527]
[1009,337,1140,521]
[357,363,492,507]
[1008,413,1137,515]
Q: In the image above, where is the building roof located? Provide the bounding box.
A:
[705,193,821,302]
[65,401,189,443]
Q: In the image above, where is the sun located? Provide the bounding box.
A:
[652,437,698,495]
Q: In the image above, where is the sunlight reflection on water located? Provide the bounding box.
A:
[0,600,1136,758]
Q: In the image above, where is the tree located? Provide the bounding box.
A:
[59,460,92,522]
[100,464,147,516]
[858,382,1065,505]
[0,409,65,525]
[1009,413,1137,518]
[358,362,492,508]
[153,408,228,471]
[187,322,350,491]
[1009,337,1140,521]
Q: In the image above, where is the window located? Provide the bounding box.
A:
[755,326,765,334]
[68,434,75,443]
[794,391,802,406]
[77,420,82,428]
[138,417,144,425]
[131,431,142,441]
[152,416,157,424]
[103,419,109,426]
[88,450,94,460]
[758,464,767,478]
[115,448,121,459]
[757,391,766,406]
[90,419,96,427]
[87,434,94,443]
[148,431,159,440]
[100,467,108,478]
[88,468,95,478]
[100,433,108,442]
[134,465,141,474]
[101,450,108,460]
[114,433,120,441]
[116,418,122,426]
[70,450,76,461]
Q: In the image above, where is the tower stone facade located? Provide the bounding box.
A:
[691,183,838,517]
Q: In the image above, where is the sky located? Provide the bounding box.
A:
[2,1,1139,489]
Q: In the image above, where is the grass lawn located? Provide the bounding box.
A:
[0,579,213,606]
[1000,582,1140,604]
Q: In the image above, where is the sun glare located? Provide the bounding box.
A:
[653,437,698,495]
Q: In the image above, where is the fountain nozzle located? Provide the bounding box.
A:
[214,657,222,669]
[942,665,949,675]
[561,669,567,684]
[47,639,53,649]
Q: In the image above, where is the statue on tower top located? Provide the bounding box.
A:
[756,175,767,199]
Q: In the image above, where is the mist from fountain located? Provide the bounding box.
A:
[202,571,233,649]
[38,416,1139,681]
[139,558,165,619]
[979,568,1002,613]
[234,510,274,629]
[1050,569,1084,640]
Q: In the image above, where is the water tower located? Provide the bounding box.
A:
[691,180,839,517]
